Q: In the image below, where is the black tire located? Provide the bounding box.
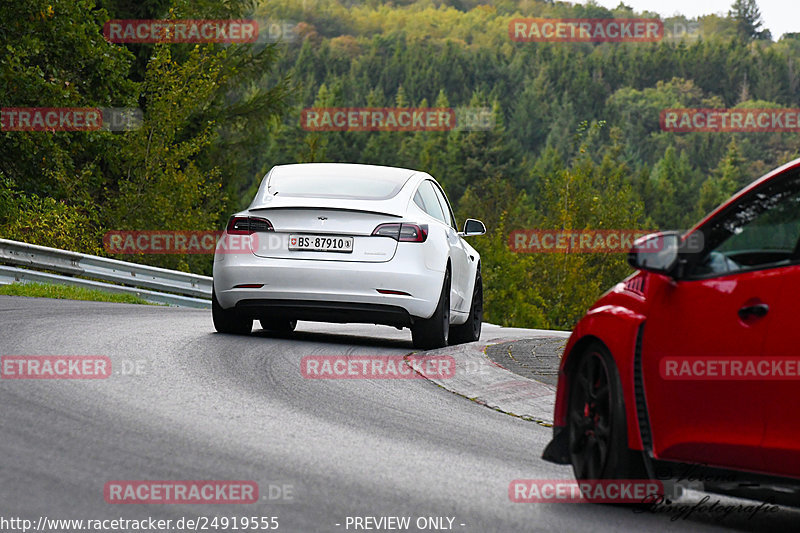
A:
[411,269,450,350]
[259,318,297,332]
[449,267,482,345]
[212,288,252,334]
[568,341,646,482]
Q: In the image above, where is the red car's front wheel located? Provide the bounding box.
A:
[568,342,645,481]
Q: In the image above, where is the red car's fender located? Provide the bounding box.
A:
[552,281,647,451]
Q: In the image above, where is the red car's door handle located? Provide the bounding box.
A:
[738,303,769,320]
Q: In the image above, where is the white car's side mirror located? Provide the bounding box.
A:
[460,218,486,237]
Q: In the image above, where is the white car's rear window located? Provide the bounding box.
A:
[268,174,407,200]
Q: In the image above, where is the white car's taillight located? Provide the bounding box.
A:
[227,216,274,235]
[372,223,428,242]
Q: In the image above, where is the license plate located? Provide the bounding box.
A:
[288,234,353,253]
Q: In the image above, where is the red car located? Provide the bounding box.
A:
[543,158,800,504]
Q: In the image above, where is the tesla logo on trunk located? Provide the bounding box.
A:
[317,216,327,225]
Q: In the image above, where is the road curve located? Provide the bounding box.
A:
[0,296,794,532]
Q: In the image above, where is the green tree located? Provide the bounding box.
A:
[729,0,771,41]
[533,125,646,329]
[107,46,226,272]
[695,138,745,217]
[645,146,702,229]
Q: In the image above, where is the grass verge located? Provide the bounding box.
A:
[0,282,157,305]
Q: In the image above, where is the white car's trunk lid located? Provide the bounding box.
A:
[248,207,400,262]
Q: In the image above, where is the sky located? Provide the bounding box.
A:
[581,0,799,39]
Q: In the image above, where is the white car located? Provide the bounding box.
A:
[212,163,486,349]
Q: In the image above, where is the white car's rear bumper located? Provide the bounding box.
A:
[213,251,444,323]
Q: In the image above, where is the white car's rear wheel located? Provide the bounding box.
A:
[411,269,450,350]
[212,288,253,334]
[449,268,482,345]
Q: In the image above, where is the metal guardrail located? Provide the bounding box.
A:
[0,238,212,308]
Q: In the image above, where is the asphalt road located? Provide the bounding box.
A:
[0,296,796,532]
